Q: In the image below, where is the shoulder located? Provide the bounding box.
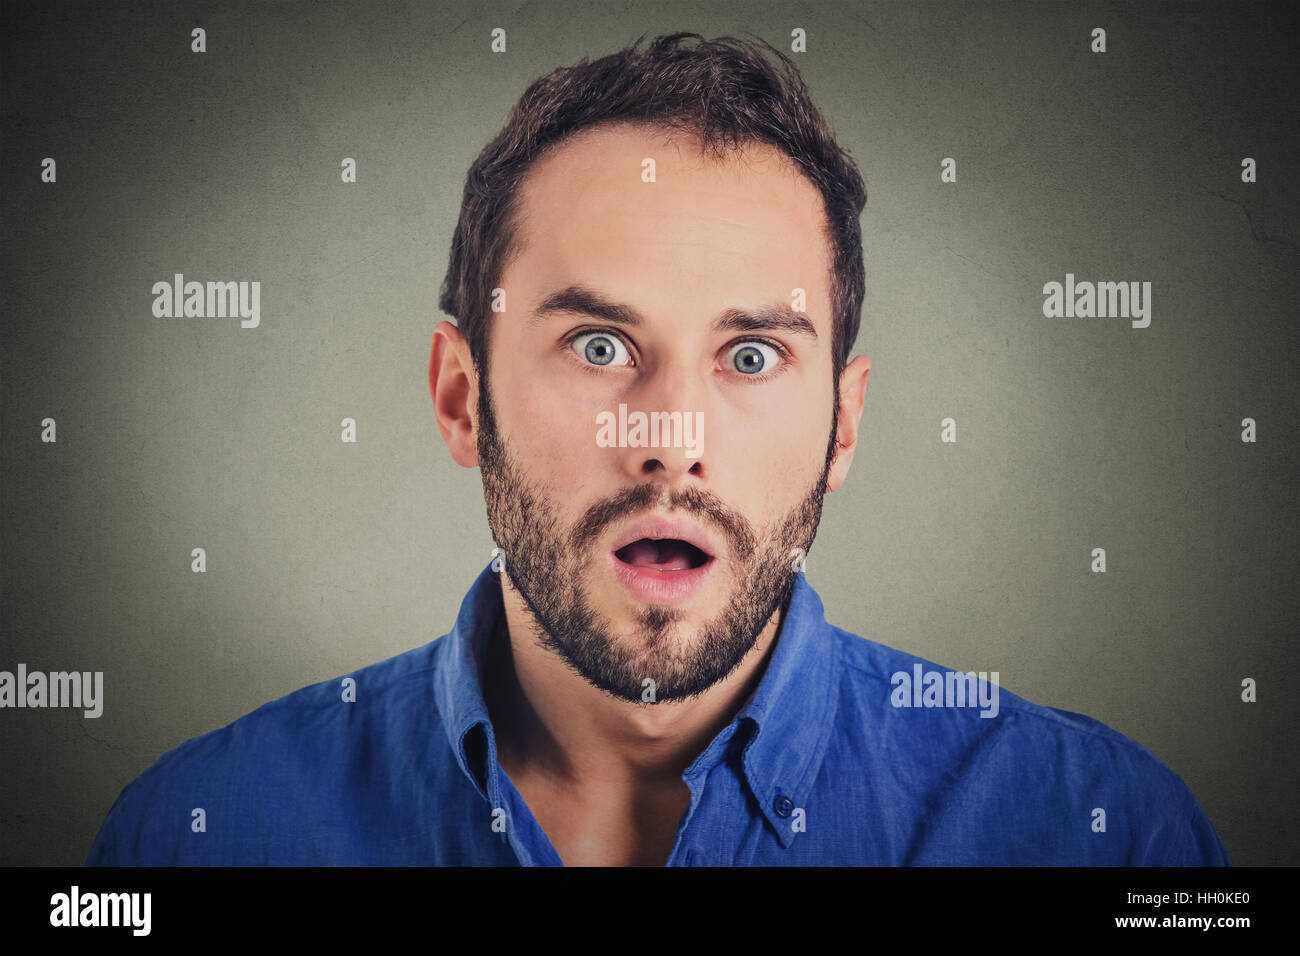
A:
[828,623,1173,769]
[86,637,451,865]
[819,624,1230,864]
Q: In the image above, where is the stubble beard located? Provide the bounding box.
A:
[476,370,837,704]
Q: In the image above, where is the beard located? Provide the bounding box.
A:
[476,371,838,704]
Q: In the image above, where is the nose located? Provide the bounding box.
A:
[613,360,709,486]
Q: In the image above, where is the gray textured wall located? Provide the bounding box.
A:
[1,0,1296,865]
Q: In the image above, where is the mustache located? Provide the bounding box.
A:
[569,482,757,563]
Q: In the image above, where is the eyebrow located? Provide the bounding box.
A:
[527,284,819,341]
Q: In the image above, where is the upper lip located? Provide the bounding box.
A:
[610,513,721,561]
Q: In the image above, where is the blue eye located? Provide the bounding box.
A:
[725,341,781,375]
[572,332,633,367]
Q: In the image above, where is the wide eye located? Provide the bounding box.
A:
[724,341,782,376]
[571,331,633,367]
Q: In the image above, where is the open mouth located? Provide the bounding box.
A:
[613,537,713,571]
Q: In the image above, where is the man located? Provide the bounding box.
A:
[87,33,1230,866]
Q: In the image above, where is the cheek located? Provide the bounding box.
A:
[489,366,603,482]
[498,348,639,455]
[728,402,830,519]
[722,388,829,468]
[514,401,590,474]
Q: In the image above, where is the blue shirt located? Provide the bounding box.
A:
[86,561,1231,865]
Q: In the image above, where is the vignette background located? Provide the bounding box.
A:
[1,0,1296,864]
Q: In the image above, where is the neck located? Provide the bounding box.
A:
[485,576,787,789]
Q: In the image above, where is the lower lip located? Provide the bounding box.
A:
[608,550,717,606]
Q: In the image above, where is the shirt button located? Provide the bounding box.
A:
[773,794,794,817]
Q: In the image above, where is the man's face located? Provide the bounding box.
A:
[478,122,839,703]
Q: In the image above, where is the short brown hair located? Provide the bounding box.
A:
[438,31,867,383]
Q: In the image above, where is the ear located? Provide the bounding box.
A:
[429,320,480,468]
[825,354,870,493]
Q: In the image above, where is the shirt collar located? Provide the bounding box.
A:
[718,570,840,848]
[434,561,839,849]
[434,561,504,802]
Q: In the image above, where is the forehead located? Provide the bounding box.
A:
[505,121,833,322]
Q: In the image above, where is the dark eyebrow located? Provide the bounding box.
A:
[528,284,819,341]
[530,285,642,327]
[712,305,818,340]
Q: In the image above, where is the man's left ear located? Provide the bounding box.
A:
[826,354,870,493]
